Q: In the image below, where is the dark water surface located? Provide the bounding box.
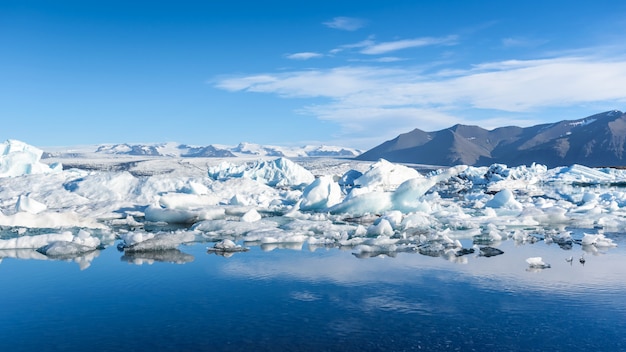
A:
[1,238,625,352]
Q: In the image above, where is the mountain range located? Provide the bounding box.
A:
[45,142,362,159]
[357,110,626,168]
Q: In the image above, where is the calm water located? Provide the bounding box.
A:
[1,236,625,351]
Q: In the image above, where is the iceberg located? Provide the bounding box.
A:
[208,157,314,188]
[15,194,47,214]
[300,175,342,211]
[0,139,62,177]
[526,257,551,269]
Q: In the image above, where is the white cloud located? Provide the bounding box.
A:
[323,16,366,31]
[360,35,458,55]
[285,52,324,60]
[214,74,277,91]
[215,54,626,147]
[502,37,548,48]
[348,56,408,63]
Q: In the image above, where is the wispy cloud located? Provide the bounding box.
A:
[323,16,366,31]
[348,56,408,63]
[360,35,458,55]
[285,52,324,60]
[215,54,626,147]
[501,37,548,48]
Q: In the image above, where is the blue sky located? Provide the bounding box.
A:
[2,0,626,149]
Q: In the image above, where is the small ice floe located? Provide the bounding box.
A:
[526,257,551,270]
[478,246,504,257]
[37,241,98,258]
[118,231,196,252]
[581,233,617,248]
[207,239,249,255]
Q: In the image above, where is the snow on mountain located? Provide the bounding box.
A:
[232,142,362,158]
[89,142,360,158]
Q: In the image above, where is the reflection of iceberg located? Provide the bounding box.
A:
[0,248,100,270]
[121,249,194,265]
[0,248,48,261]
[118,231,196,252]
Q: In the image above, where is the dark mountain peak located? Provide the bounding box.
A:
[358,111,626,168]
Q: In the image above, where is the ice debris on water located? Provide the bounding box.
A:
[526,256,551,269]
[207,239,249,255]
[0,140,624,268]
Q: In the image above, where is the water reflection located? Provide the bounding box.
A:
[0,235,624,351]
[0,248,100,270]
[120,249,195,265]
[221,237,626,298]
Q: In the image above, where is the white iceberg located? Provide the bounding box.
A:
[208,157,314,188]
[0,139,62,177]
[526,257,551,269]
[15,194,47,214]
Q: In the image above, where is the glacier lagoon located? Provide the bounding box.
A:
[2,139,626,350]
[1,236,625,352]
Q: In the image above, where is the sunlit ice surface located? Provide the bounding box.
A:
[1,140,626,351]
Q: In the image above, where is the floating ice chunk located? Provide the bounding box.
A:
[144,205,225,224]
[526,257,551,269]
[245,228,308,245]
[393,165,467,212]
[241,209,262,222]
[392,178,438,212]
[0,230,100,251]
[158,193,219,210]
[0,139,62,177]
[208,157,314,188]
[485,189,523,210]
[207,239,249,254]
[367,219,394,237]
[15,194,47,214]
[328,191,393,215]
[478,246,504,257]
[380,210,403,229]
[552,164,616,184]
[192,218,280,237]
[354,159,421,192]
[229,194,249,206]
[118,231,196,252]
[401,212,433,231]
[338,169,363,193]
[181,181,210,195]
[37,241,97,257]
[327,165,467,216]
[299,175,342,211]
[581,233,617,247]
[0,211,106,229]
